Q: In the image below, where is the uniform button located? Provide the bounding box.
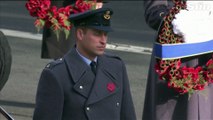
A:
[159,12,165,17]
[79,86,83,89]
[86,107,90,111]
[59,58,63,61]
[46,64,50,68]
[116,102,120,107]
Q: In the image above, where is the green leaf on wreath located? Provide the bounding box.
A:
[64,29,70,40]
[54,30,60,41]
[35,19,45,33]
[64,21,70,26]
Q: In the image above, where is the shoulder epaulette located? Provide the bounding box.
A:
[104,53,122,61]
[45,58,64,69]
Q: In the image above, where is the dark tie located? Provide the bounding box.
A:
[90,61,97,75]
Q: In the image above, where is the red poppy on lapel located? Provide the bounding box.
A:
[107,82,115,92]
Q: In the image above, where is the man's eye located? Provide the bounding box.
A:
[92,29,107,36]
[94,31,102,36]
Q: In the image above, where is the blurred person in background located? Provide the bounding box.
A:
[41,0,75,59]
[0,31,12,91]
[0,30,13,120]
[143,1,213,120]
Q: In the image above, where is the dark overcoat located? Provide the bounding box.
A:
[143,1,213,120]
[41,0,75,59]
[33,48,136,120]
[0,31,12,91]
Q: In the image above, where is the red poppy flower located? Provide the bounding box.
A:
[26,0,97,40]
[107,83,115,92]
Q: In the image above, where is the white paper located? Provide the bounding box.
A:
[172,1,213,43]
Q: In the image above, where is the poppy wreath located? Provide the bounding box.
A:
[155,0,213,94]
[25,0,98,40]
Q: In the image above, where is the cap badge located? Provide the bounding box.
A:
[104,10,111,20]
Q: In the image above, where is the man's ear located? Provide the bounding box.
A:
[76,28,84,41]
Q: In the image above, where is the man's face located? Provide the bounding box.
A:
[76,28,108,60]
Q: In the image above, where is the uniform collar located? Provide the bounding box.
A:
[76,48,97,66]
[64,48,120,104]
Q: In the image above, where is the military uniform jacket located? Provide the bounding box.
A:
[33,48,136,120]
[143,1,213,120]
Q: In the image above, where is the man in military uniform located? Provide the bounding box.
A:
[33,7,136,120]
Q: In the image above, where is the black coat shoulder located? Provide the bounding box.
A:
[143,0,174,30]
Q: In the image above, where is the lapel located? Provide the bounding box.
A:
[64,48,95,98]
[86,55,120,105]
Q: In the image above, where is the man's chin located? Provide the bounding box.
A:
[96,51,105,56]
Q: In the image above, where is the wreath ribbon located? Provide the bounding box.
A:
[155,40,213,60]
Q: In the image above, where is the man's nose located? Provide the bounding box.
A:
[100,33,107,44]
